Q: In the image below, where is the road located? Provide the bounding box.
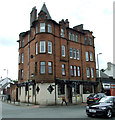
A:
[1,102,115,119]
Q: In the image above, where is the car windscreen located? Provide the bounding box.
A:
[99,97,113,103]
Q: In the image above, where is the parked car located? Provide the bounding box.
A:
[87,93,106,105]
[86,96,115,118]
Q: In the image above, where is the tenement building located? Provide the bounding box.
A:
[17,3,97,105]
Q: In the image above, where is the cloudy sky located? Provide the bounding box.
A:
[0,0,113,80]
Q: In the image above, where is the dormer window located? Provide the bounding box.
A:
[40,23,45,32]
[61,28,64,37]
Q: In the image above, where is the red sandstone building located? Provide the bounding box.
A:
[17,3,97,105]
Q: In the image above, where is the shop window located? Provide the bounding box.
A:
[83,85,92,94]
[58,84,65,95]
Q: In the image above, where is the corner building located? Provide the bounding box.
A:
[17,4,97,105]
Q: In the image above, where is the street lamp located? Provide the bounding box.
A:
[3,69,8,78]
[97,53,102,92]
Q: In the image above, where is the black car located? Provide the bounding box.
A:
[87,93,106,105]
[86,96,115,118]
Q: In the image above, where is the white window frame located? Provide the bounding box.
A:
[48,41,52,54]
[90,52,93,61]
[77,49,80,60]
[40,41,46,53]
[69,32,71,40]
[70,65,74,76]
[77,66,80,77]
[89,37,92,45]
[73,34,75,41]
[74,66,77,76]
[21,53,24,63]
[48,24,52,33]
[40,62,45,74]
[62,64,65,75]
[40,23,45,32]
[70,48,73,58]
[36,25,38,34]
[73,49,76,59]
[86,67,90,78]
[86,51,89,61]
[35,42,38,55]
[48,62,52,74]
[91,68,94,78]
[76,35,79,42]
[62,45,65,57]
[21,69,23,79]
[61,28,64,37]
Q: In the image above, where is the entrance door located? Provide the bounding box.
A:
[16,88,18,101]
[67,85,72,103]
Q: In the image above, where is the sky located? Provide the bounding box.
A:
[0,0,113,80]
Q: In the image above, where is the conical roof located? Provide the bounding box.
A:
[40,3,52,19]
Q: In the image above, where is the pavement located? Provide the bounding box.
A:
[1,100,87,108]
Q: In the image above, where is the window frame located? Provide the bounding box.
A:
[48,41,52,54]
[40,41,46,53]
[74,66,77,77]
[69,32,72,40]
[89,37,92,45]
[70,48,73,58]
[84,36,88,45]
[77,49,80,60]
[62,64,66,76]
[40,62,46,74]
[70,65,74,76]
[76,35,79,42]
[40,23,45,32]
[90,52,93,61]
[48,24,52,33]
[86,51,89,61]
[77,66,81,77]
[62,45,65,57]
[86,67,90,78]
[91,68,94,78]
[21,53,24,63]
[21,69,23,80]
[35,42,38,55]
[73,49,76,59]
[61,28,64,37]
[48,62,53,74]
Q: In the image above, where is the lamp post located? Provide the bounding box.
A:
[3,69,8,78]
[97,53,102,92]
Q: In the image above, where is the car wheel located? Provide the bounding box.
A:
[87,114,92,117]
[106,109,112,118]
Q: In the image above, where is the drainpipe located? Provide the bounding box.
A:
[27,33,30,105]
[54,24,56,105]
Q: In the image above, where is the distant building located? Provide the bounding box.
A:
[104,62,115,79]
[0,77,13,95]
[17,3,97,105]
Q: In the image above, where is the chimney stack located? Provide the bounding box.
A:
[30,6,37,27]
